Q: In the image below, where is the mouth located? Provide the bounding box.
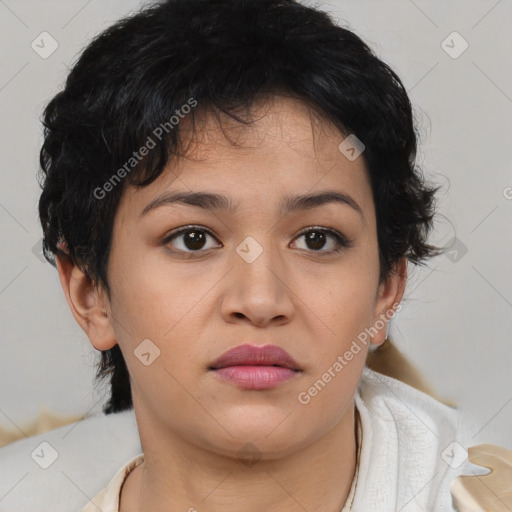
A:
[208,343,302,390]
[208,343,302,371]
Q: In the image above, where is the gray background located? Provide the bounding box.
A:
[0,0,511,447]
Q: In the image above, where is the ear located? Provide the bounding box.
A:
[370,257,407,347]
[55,251,117,351]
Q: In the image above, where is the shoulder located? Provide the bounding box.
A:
[352,368,470,512]
[0,409,141,512]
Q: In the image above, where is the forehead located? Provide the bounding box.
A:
[119,94,373,221]
[180,95,352,165]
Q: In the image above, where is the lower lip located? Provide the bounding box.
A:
[211,365,300,390]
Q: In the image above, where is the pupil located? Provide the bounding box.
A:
[185,230,205,250]
[306,231,326,250]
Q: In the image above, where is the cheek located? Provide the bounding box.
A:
[107,254,212,391]
[313,262,379,335]
[295,275,373,417]
[109,246,205,336]
[302,254,379,386]
[307,286,372,384]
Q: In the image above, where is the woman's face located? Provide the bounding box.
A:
[92,95,404,460]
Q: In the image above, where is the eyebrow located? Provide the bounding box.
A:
[139,189,364,220]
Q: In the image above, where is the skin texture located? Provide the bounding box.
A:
[56,95,406,512]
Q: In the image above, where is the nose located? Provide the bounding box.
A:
[220,239,295,327]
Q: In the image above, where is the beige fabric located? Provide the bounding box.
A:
[0,407,81,448]
[81,454,144,512]
[450,444,512,511]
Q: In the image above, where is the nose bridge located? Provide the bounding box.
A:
[221,232,294,324]
[235,233,283,289]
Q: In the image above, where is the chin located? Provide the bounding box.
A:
[208,418,313,457]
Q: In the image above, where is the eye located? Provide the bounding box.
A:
[163,225,221,253]
[291,227,351,254]
[162,225,351,256]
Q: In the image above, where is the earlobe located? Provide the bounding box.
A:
[371,258,407,347]
[55,252,118,351]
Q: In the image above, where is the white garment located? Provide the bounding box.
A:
[0,368,477,512]
[351,368,473,511]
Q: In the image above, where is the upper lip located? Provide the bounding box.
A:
[209,344,302,371]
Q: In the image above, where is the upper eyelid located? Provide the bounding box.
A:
[165,225,217,239]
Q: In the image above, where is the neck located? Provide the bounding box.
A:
[120,402,358,512]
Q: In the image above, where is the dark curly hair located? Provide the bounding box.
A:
[37,0,443,414]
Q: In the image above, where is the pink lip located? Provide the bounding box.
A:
[208,344,302,390]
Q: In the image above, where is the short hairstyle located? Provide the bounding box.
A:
[38,0,443,414]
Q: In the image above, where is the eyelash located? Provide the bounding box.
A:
[162,224,352,256]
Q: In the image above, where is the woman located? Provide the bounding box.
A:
[37,0,478,510]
